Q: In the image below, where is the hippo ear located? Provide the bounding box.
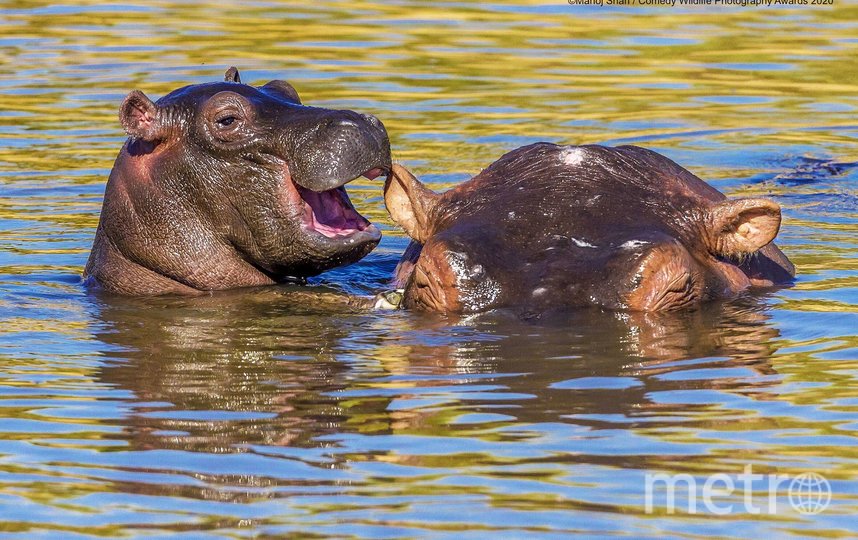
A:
[224,66,241,83]
[384,164,439,244]
[119,90,161,141]
[261,80,301,104]
[707,198,782,256]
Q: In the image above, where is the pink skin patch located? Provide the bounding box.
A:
[277,164,382,239]
[297,185,370,238]
[362,168,385,180]
[711,257,752,296]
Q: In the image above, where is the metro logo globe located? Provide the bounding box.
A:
[789,472,831,515]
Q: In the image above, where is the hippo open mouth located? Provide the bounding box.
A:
[295,168,386,240]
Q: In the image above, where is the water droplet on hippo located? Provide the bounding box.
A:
[559,146,587,166]
[571,237,597,248]
[620,239,649,250]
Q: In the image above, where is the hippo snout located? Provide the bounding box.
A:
[290,110,392,193]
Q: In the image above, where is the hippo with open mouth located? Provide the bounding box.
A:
[384,143,795,314]
[84,67,391,295]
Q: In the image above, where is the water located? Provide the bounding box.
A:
[1,0,857,537]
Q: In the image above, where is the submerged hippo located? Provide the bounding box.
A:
[384,143,795,314]
[84,67,390,295]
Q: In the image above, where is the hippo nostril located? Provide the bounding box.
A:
[361,113,382,128]
[334,118,360,129]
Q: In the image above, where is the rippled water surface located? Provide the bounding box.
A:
[1,1,857,537]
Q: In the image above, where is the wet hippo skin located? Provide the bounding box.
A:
[385,143,795,314]
[84,67,391,295]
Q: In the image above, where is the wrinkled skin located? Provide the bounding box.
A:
[85,67,391,295]
[385,143,795,314]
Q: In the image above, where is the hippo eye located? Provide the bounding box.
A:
[216,116,237,127]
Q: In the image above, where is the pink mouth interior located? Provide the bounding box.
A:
[297,185,370,238]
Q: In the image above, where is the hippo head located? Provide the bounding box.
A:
[85,68,391,295]
[385,143,795,314]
